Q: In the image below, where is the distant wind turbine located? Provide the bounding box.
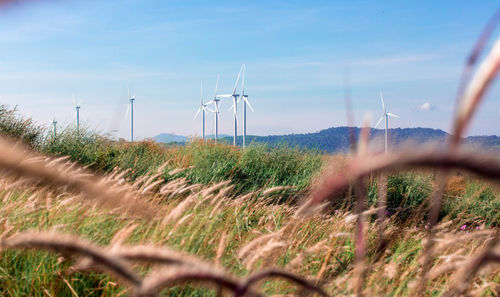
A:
[206,75,221,143]
[219,65,244,146]
[50,118,57,138]
[375,91,399,154]
[238,65,254,148]
[194,81,214,140]
[126,86,136,142]
[72,95,82,134]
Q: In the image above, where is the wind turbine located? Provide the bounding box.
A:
[126,86,136,142]
[194,81,214,140]
[219,65,244,146]
[375,91,399,154]
[49,118,57,138]
[238,65,254,148]
[72,95,82,134]
[206,75,221,143]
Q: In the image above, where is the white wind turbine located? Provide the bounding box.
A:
[375,91,400,154]
[72,95,82,134]
[49,118,57,138]
[206,75,221,142]
[238,65,254,148]
[125,86,136,142]
[219,65,244,146]
[194,81,214,140]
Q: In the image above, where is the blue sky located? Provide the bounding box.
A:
[1,0,500,139]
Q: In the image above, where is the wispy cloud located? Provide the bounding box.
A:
[352,54,438,66]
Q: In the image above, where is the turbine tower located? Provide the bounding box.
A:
[375,91,400,154]
[72,95,82,134]
[238,65,254,148]
[206,75,221,143]
[194,81,214,140]
[128,86,136,142]
[51,118,57,138]
[219,65,244,146]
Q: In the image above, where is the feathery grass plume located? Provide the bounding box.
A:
[215,232,227,266]
[300,147,500,216]
[163,194,196,224]
[442,233,499,297]
[112,244,210,267]
[174,183,203,195]
[453,38,500,146]
[110,223,139,248]
[243,239,288,270]
[137,266,252,297]
[262,186,295,196]
[164,213,193,239]
[209,184,234,204]
[285,239,327,270]
[4,231,142,288]
[0,137,156,217]
[238,229,284,261]
[198,180,231,197]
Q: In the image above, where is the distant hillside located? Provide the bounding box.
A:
[152,133,232,143]
[154,127,500,153]
[236,127,450,153]
[152,133,187,143]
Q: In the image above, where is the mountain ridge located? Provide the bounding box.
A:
[152,127,500,152]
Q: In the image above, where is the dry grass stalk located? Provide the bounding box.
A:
[262,186,295,196]
[0,137,156,218]
[215,232,227,266]
[238,229,284,261]
[163,194,196,224]
[110,223,139,248]
[243,239,288,270]
[301,148,500,215]
[452,37,500,145]
[286,239,327,270]
[137,266,248,297]
[441,233,499,297]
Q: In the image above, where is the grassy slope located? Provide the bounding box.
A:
[0,105,498,296]
[1,179,498,296]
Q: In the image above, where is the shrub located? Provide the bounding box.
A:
[385,173,432,221]
[0,105,44,148]
[442,181,500,227]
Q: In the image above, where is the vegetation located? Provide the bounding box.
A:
[0,104,498,296]
[233,127,500,153]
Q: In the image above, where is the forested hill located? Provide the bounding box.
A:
[227,127,500,153]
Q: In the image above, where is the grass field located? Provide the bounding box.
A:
[0,105,498,296]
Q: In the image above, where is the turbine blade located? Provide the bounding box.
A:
[244,98,254,111]
[124,101,130,121]
[232,64,244,95]
[227,103,235,112]
[380,91,385,112]
[386,112,400,118]
[374,115,384,128]
[200,80,203,104]
[72,94,76,106]
[241,64,245,95]
[214,75,219,98]
[194,108,202,120]
[217,94,233,98]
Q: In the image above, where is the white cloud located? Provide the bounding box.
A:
[418,102,436,111]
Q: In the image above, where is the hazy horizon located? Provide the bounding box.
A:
[1,1,500,140]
